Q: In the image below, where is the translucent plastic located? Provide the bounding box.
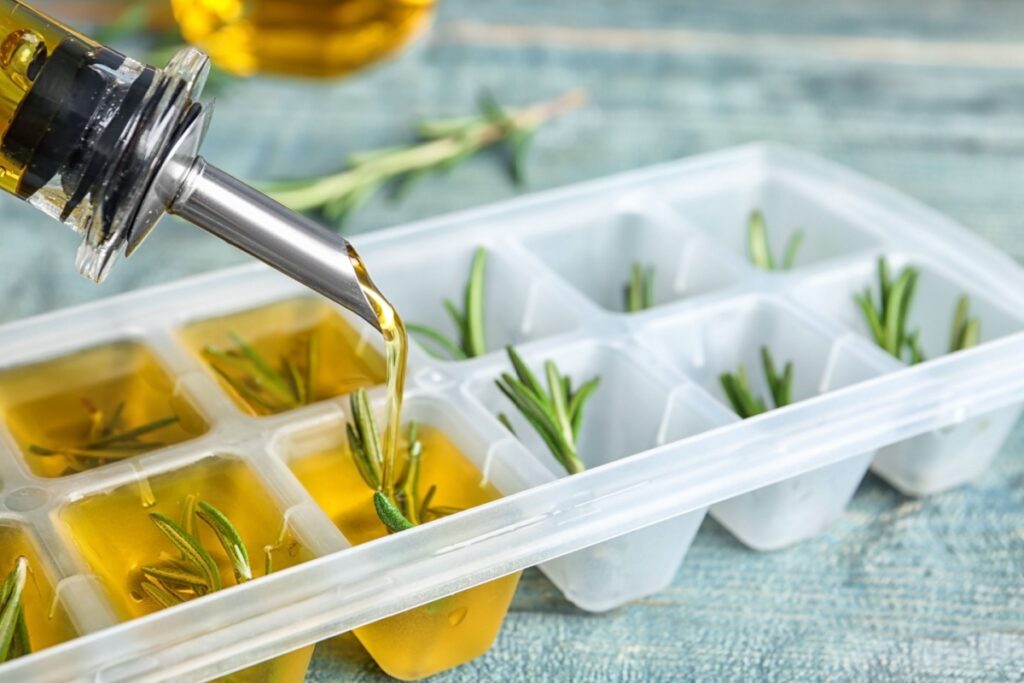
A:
[0,144,1022,682]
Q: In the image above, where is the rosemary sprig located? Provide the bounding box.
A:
[949,294,981,353]
[264,90,587,227]
[624,262,655,312]
[0,557,30,663]
[719,347,795,418]
[27,399,179,474]
[346,389,455,533]
[203,332,318,414]
[138,499,255,608]
[856,258,981,364]
[747,210,804,271]
[494,346,600,475]
[407,247,488,360]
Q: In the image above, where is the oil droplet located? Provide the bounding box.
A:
[447,606,468,627]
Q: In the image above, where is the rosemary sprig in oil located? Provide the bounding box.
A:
[137,497,255,609]
[748,210,804,271]
[407,248,487,360]
[265,90,586,227]
[624,262,655,312]
[494,346,600,475]
[854,257,981,364]
[0,557,30,663]
[28,399,179,474]
[719,347,794,418]
[347,389,458,533]
[203,332,319,413]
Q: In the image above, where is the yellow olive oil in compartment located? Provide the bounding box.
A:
[181,298,386,417]
[60,457,313,683]
[291,427,521,681]
[170,0,435,78]
[0,524,77,655]
[0,341,208,478]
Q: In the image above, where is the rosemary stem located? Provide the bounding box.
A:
[269,90,587,212]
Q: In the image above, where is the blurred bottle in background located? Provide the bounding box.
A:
[169,0,436,77]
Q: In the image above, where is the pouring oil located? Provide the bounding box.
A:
[170,0,435,77]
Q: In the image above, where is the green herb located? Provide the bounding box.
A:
[407,247,488,360]
[28,399,179,474]
[494,346,599,475]
[747,210,804,271]
[203,332,318,414]
[719,347,794,419]
[138,499,257,608]
[0,557,30,663]
[624,262,655,312]
[346,389,456,533]
[855,258,981,364]
[264,90,586,228]
[949,295,981,353]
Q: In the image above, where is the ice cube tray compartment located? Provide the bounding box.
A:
[517,201,745,313]
[640,294,892,549]
[0,143,1023,682]
[793,252,1024,495]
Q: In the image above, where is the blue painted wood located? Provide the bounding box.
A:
[6,1,1024,680]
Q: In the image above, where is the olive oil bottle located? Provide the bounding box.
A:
[170,0,436,77]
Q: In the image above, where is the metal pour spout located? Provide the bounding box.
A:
[164,149,382,331]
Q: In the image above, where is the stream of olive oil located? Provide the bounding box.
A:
[348,247,408,500]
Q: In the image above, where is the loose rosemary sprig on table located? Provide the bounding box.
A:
[346,389,458,533]
[407,247,487,360]
[854,257,980,364]
[719,347,795,418]
[28,399,179,474]
[624,262,655,313]
[494,346,600,475]
[265,90,587,227]
[137,497,258,609]
[747,210,804,271]
[203,332,318,413]
[0,557,30,663]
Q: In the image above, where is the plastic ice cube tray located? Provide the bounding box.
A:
[2,143,1023,682]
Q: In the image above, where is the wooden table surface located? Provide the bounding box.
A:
[7,1,1024,680]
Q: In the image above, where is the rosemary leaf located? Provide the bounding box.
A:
[141,565,209,591]
[197,501,253,583]
[406,323,469,360]
[347,422,379,490]
[747,210,774,270]
[418,485,438,524]
[0,557,28,663]
[463,247,488,357]
[140,580,182,610]
[373,492,415,533]
[227,332,298,405]
[350,390,384,487]
[408,248,489,360]
[720,349,796,419]
[949,295,981,353]
[624,262,656,313]
[149,513,221,593]
[747,210,805,271]
[87,416,179,449]
[495,347,593,475]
